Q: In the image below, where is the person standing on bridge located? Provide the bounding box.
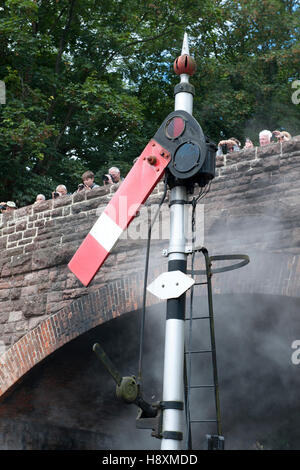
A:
[77,170,100,192]
[217,137,241,155]
[259,130,272,146]
[52,185,68,199]
[108,167,123,184]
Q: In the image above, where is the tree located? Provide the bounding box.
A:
[0,0,299,206]
[191,0,300,143]
[0,0,212,205]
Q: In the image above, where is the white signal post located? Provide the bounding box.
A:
[160,32,195,450]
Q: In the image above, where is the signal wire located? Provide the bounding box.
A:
[137,175,168,389]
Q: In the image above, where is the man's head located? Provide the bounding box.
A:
[5,201,17,212]
[244,138,254,149]
[229,137,241,149]
[109,167,121,183]
[259,130,272,147]
[280,131,292,142]
[82,170,95,188]
[35,194,46,203]
[56,185,67,196]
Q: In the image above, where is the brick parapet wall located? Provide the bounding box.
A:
[1,137,300,358]
[0,181,165,262]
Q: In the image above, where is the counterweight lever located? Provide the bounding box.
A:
[93,343,157,418]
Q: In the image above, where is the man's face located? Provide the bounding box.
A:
[36,196,44,203]
[56,187,67,195]
[83,177,94,188]
[109,170,120,182]
[259,134,271,147]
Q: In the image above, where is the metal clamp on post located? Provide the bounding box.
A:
[162,431,183,441]
[136,402,163,440]
[168,199,190,208]
[136,401,183,440]
[174,82,195,97]
[160,401,184,411]
[162,246,195,257]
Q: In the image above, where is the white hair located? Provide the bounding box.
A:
[36,194,45,200]
[56,184,67,191]
[259,130,272,139]
[109,167,120,173]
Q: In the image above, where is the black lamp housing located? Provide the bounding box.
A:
[153,110,217,191]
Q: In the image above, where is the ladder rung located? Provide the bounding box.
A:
[194,282,208,285]
[187,385,215,389]
[185,349,212,354]
[185,316,210,320]
[190,420,217,423]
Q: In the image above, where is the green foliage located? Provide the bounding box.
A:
[0,0,299,205]
[192,0,300,144]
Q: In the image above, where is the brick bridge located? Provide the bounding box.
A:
[1,138,300,449]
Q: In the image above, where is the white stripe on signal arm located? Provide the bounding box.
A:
[89,211,123,253]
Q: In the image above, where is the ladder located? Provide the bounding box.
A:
[184,247,224,451]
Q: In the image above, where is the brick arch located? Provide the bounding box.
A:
[1,249,300,401]
[0,271,156,401]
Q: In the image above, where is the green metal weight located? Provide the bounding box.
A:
[116,376,139,403]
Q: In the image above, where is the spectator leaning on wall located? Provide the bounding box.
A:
[259,130,272,147]
[35,194,46,203]
[52,185,68,199]
[217,138,241,155]
[272,130,292,142]
[243,138,254,149]
[77,171,100,192]
[108,166,123,183]
[1,201,18,212]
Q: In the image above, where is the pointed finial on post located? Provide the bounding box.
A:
[173,32,196,114]
[173,32,196,78]
[181,31,190,56]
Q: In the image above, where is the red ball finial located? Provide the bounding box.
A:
[173,54,196,76]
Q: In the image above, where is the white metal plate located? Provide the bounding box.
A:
[147,271,195,300]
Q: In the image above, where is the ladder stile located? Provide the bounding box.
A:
[184,247,224,449]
